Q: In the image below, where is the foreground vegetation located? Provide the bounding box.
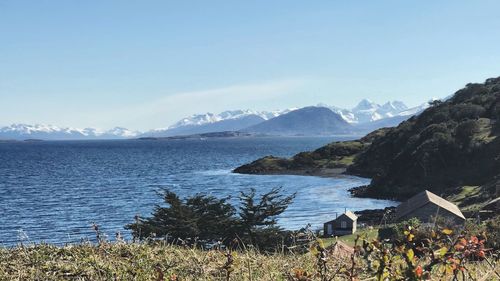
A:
[1,242,312,280]
[1,224,498,280]
[325,228,379,248]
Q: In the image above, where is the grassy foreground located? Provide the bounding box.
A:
[0,241,498,281]
[324,228,379,248]
[0,242,323,281]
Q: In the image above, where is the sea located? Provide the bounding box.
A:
[0,137,396,246]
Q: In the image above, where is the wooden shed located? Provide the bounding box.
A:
[323,210,358,237]
[394,190,465,224]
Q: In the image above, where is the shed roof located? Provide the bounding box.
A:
[324,210,358,224]
[395,190,465,220]
[343,210,358,221]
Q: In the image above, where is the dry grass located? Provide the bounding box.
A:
[0,242,315,281]
[323,228,379,248]
[0,241,498,281]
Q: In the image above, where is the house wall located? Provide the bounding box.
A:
[398,203,465,224]
[323,215,357,237]
[324,223,334,236]
[323,222,354,236]
[332,214,354,228]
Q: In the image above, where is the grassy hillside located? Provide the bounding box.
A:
[233,128,389,175]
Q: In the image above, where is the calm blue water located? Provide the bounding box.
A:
[0,137,396,245]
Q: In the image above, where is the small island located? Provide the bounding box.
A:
[137,131,260,141]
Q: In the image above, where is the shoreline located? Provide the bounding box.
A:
[233,168,399,201]
[234,167,347,178]
[233,167,371,192]
[233,168,398,227]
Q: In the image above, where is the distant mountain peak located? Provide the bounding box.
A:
[243,106,353,136]
[381,100,407,111]
[0,124,139,140]
[353,99,379,112]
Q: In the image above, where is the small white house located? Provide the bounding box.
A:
[323,210,358,237]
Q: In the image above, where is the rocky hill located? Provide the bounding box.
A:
[234,128,387,175]
[235,77,500,209]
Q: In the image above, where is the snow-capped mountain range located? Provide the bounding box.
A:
[326,99,428,124]
[0,99,433,140]
[0,124,139,140]
[165,109,297,130]
[143,99,431,137]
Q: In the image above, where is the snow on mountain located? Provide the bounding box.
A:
[349,99,407,123]
[1,99,436,140]
[100,127,139,138]
[158,98,435,137]
[154,100,418,137]
[396,99,436,117]
[332,108,357,124]
[318,100,409,124]
[143,108,299,137]
[352,99,380,112]
[243,106,353,136]
[317,104,357,124]
[0,124,139,140]
[166,109,296,130]
[378,101,408,116]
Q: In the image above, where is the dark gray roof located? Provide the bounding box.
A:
[395,190,465,220]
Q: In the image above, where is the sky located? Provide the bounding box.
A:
[1,1,500,131]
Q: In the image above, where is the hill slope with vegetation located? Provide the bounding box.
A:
[235,77,500,205]
[348,77,500,200]
[234,128,388,176]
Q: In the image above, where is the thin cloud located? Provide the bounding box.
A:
[103,78,307,130]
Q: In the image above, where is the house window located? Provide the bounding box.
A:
[341,221,347,228]
[327,224,333,235]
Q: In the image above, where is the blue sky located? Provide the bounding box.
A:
[1,1,500,130]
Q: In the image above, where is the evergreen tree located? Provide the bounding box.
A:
[126,190,237,241]
[238,187,296,247]
[126,187,296,251]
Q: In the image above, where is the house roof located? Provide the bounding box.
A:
[395,190,465,220]
[343,210,358,221]
[324,210,358,224]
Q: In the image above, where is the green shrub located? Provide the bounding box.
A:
[126,187,296,252]
[378,218,421,241]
